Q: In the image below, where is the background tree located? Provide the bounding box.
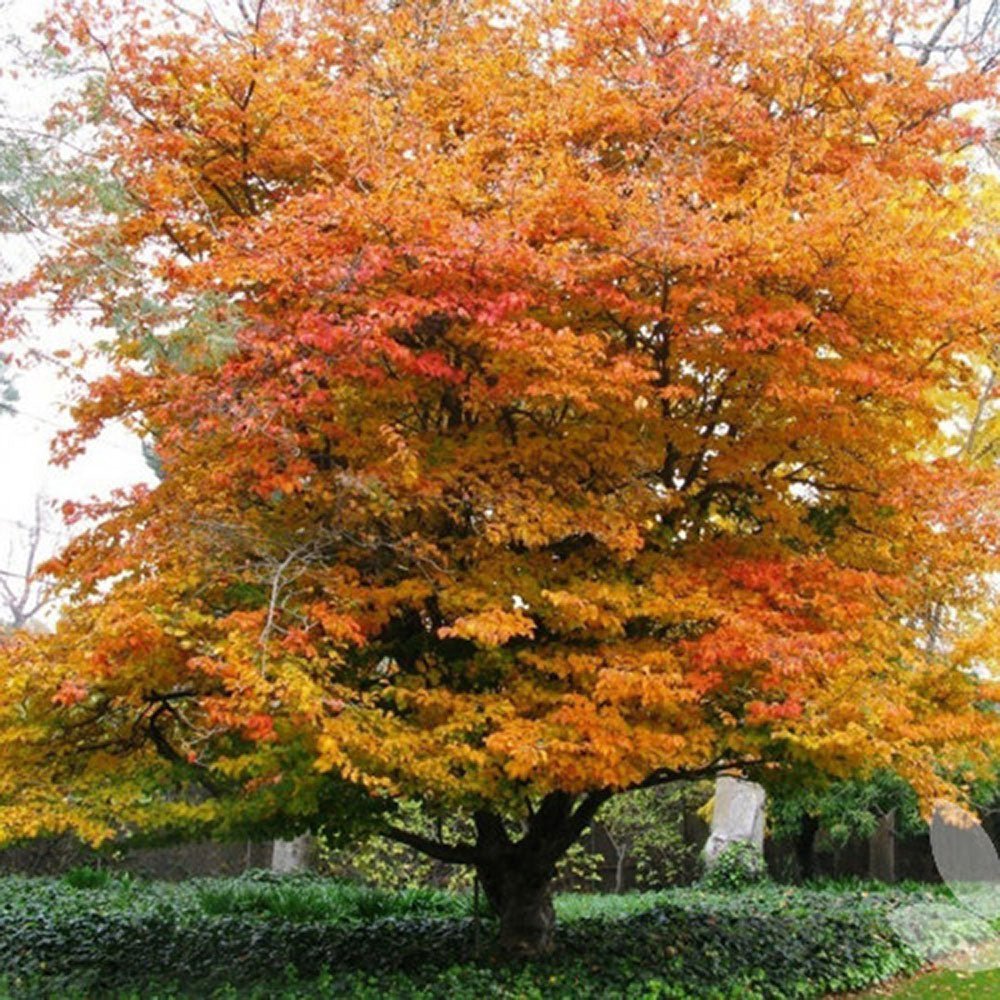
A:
[2,0,1000,954]
[0,358,13,415]
[0,354,23,614]
[769,772,924,881]
[0,495,58,630]
[593,783,709,894]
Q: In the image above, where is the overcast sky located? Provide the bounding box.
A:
[1,0,152,615]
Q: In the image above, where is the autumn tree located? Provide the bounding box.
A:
[2,0,1000,953]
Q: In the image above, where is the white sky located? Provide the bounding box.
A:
[1,0,152,616]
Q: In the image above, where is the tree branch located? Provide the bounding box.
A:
[627,758,770,793]
[381,824,479,865]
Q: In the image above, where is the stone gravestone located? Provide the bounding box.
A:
[702,776,766,867]
[271,834,312,874]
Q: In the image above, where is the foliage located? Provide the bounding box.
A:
[594,783,710,891]
[60,865,121,891]
[48,867,471,922]
[317,800,476,893]
[192,872,469,922]
[768,771,926,848]
[699,841,769,893]
[0,875,989,998]
[0,117,41,238]
[0,360,14,416]
[0,3,999,939]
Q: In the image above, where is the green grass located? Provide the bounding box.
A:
[881,967,1000,997]
[872,941,1000,997]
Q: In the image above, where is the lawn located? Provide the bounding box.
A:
[888,968,1000,997]
[866,941,1000,997]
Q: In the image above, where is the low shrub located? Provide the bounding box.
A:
[61,866,121,891]
[699,841,768,892]
[0,876,989,998]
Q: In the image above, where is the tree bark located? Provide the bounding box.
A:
[795,813,819,882]
[602,826,629,894]
[614,843,628,895]
[476,854,557,956]
[868,809,896,884]
[470,805,558,956]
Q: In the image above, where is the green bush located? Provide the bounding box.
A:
[190,874,467,923]
[61,866,121,891]
[0,876,988,998]
[699,841,768,892]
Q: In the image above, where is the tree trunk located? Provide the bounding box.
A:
[795,813,819,882]
[476,855,557,956]
[470,792,608,957]
[600,824,628,894]
[382,790,611,958]
[614,845,628,895]
[868,809,896,883]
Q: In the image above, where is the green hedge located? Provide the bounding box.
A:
[0,875,990,998]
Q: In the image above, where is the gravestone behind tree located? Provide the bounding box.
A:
[703,777,766,868]
[271,835,312,874]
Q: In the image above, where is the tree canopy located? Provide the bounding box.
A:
[2,0,1000,952]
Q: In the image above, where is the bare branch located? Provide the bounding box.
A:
[0,495,59,629]
[918,0,972,66]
